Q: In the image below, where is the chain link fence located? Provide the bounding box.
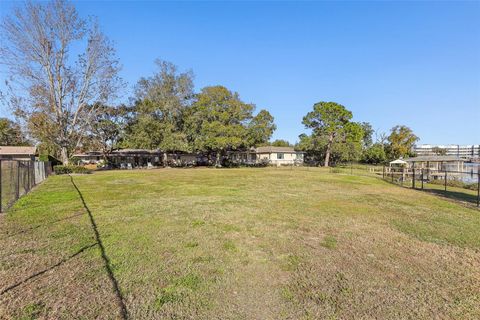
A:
[0,160,52,212]
[329,164,480,207]
[382,166,480,207]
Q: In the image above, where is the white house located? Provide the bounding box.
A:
[228,146,304,166]
[255,146,304,165]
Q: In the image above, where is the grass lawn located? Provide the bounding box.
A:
[1,168,479,319]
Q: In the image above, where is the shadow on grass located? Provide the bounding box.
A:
[423,188,479,206]
[0,211,84,240]
[69,176,129,320]
[0,242,98,296]
[381,177,479,208]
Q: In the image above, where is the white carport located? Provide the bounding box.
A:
[389,159,407,166]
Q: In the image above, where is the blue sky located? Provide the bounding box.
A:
[1,1,479,144]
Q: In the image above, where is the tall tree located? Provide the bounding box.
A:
[125,60,194,166]
[185,86,275,166]
[331,121,365,163]
[360,122,374,147]
[0,0,121,164]
[246,110,276,147]
[90,104,126,162]
[302,102,354,167]
[0,118,29,146]
[386,125,419,159]
[362,143,387,164]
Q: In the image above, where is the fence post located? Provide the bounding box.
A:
[0,160,2,213]
[16,161,20,201]
[444,171,447,191]
[477,168,479,208]
[27,161,31,192]
[421,168,424,190]
[391,168,394,183]
[401,167,404,186]
[383,165,385,179]
[412,164,416,189]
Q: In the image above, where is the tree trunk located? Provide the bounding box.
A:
[324,133,334,167]
[102,150,108,167]
[60,146,69,165]
[163,152,168,168]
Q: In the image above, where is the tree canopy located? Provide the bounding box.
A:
[90,104,127,161]
[185,86,275,166]
[0,0,121,163]
[386,125,419,159]
[269,139,292,147]
[301,102,364,167]
[124,60,194,165]
[0,118,29,146]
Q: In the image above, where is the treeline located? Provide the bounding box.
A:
[87,60,276,166]
[0,0,419,167]
[295,102,419,166]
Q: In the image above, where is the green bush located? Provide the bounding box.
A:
[53,165,91,175]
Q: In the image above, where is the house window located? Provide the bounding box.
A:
[277,153,284,159]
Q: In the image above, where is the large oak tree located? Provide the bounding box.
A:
[124,60,194,166]
[185,86,275,166]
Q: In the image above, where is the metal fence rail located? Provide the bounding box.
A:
[330,164,480,208]
[381,166,480,207]
[0,160,52,212]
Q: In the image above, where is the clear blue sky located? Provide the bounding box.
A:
[1,1,479,145]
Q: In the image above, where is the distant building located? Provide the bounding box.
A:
[413,144,479,160]
[228,146,304,166]
[253,146,304,165]
[0,146,37,161]
[74,146,305,168]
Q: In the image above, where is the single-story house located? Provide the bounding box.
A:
[0,146,37,161]
[228,146,305,166]
[73,151,103,164]
[74,149,163,168]
[75,146,305,168]
[255,146,304,165]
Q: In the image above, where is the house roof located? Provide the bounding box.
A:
[111,149,161,154]
[73,151,103,157]
[405,155,465,162]
[0,146,37,155]
[255,146,303,153]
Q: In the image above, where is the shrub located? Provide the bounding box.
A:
[53,165,91,175]
[254,158,270,167]
[221,158,240,168]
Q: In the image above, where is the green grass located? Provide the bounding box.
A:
[1,167,479,319]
